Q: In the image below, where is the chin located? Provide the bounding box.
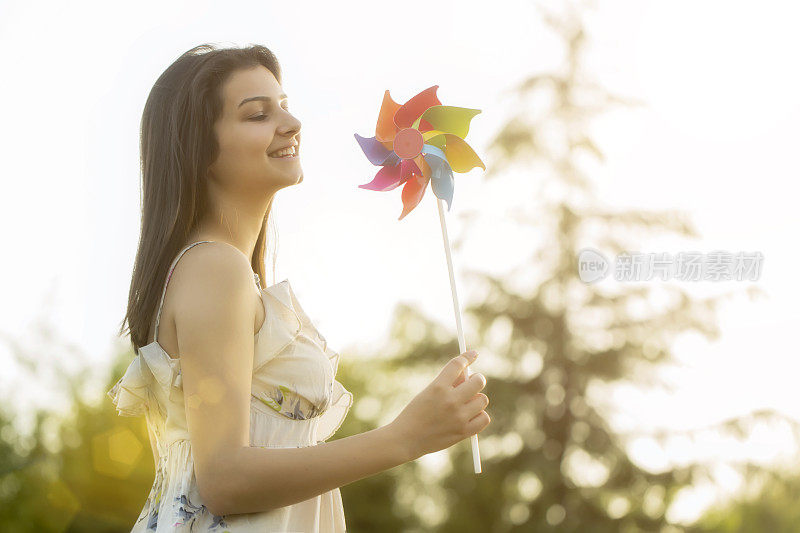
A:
[274,172,302,189]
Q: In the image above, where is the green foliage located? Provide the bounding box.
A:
[688,469,800,533]
[0,341,156,531]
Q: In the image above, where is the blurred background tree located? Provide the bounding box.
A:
[688,465,800,532]
[343,3,792,532]
[0,321,157,531]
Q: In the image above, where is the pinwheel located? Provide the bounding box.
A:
[355,86,486,474]
[354,85,485,220]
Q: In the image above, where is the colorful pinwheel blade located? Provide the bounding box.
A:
[422,129,448,150]
[354,133,396,166]
[422,129,447,141]
[394,86,442,130]
[398,173,429,220]
[400,158,422,178]
[383,152,401,167]
[412,115,436,133]
[376,90,402,143]
[358,161,407,191]
[422,145,454,211]
[423,133,485,173]
[419,106,481,139]
[414,153,429,179]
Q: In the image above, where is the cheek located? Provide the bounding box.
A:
[211,127,275,183]
[219,123,273,158]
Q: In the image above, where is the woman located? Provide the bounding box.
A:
[108,43,490,532]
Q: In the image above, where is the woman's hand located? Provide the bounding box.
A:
[389,350,490,461]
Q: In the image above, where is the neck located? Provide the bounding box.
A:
[188,190,273,261]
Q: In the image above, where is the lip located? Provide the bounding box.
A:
[267,142,299,156]
[267,146,300,160]
[269,152,299,160]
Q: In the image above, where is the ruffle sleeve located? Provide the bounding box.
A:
[253,280,303,372]
[313,336,354,443]
[107,344,184,417]
[259,280,354,441]
[316,364,354,442]
[107,354,152,417]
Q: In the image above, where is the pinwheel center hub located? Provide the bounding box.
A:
[393,128,424,159]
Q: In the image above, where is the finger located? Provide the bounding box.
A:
[464,393,489,416]
[453,361,475,387]
[440,351,478,386]
[464,410,491,437]
[454,372,486,401]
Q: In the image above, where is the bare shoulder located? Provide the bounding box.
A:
[172,241,253,286]
[167,241,257,332]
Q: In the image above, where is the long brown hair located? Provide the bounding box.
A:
[119,43,281,354]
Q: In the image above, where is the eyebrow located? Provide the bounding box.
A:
[238,94,288,108]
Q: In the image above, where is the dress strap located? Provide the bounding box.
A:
[154,241,213,344]
[153,240,261,344]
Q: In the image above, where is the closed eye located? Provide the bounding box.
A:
[249,104,290,122]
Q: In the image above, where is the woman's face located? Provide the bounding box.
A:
[208,65,303,194]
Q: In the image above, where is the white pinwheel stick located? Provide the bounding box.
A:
[436,197,482,474]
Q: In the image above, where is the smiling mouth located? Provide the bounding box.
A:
[268,146,299,158]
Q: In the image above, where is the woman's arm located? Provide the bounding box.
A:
[217,422,411,515]
[169,241,414,517]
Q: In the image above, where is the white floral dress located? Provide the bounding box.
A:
[107,241,354,532]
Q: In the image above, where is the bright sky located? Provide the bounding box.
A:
[1,0,798,525]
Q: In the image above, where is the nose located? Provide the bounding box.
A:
[278,113,301,138]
